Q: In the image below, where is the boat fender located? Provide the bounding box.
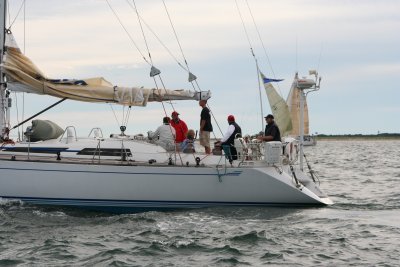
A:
[148,159,156,164]
[195,157,201,167]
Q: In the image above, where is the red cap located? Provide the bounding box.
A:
[227,115,235,122]
[171,111,179,116]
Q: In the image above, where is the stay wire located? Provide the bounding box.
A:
[162,0,192,77]
[107,0,173,139]
[8,0,25,29]
[162,1,221,136]
[125,0,189,73]
[159,2,216,146]
[234,0,255,60]
[131,0,176,111]
[123,106,132,127]
[235,0,264,134]
[244,0,283,96]
[126,0,201,93]
[13,93,21,141]
[132,0,154,66]
[131,1,183,164]
[162,0,203,93]
[105,0,151,66]
[109,104,121,128]
[153,75,184,166]
[22,0,26,134]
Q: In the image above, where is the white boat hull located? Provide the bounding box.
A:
[0,159,331,212]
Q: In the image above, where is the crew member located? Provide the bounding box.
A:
[257,114,281,142]
[199,99,213,154]
[170,111,188,143]
[219,115,242,160]
[149,117,176,151]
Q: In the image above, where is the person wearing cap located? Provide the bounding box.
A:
[149,116,176,151]
[170,111,188,144]
[199,99,213,154]
[218,115,242,160]
[258,114,281,142]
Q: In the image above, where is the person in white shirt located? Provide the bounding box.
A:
[149,117,176,151]
[218,115,242,161]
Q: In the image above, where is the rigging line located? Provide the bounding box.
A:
[22,0,26,134]
[124,0,189,73]
[206,103,223,137]
[132,1,177,113]
[13,92,21,140]
[6,1,10,26]
[109,104,121,128]
[132,0,154,66]
[11,98,68,130]
[244,0,283,96]
[122,105,131,127]
[162,0,202,93]
[122,105,125,127]
[234,0,255,59]
[105,0,151,66]
[126,1,178,117]
[235,0,264,133]
[255,59,265,133]
[23,0,26,52]
[152,76,184,166]
[8,0,25,29]
[162,0,191,73]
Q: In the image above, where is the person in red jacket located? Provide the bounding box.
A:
[170,111,188,143]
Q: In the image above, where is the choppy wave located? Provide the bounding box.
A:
[1,140,400,266]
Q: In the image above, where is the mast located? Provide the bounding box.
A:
[0,0,7,140]
[297,70,321,171]
[299,86,305,171]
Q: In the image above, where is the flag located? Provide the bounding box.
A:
[260,71,284,84]
[263,77,284,83]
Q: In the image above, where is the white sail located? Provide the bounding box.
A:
[286,73,309,136]
[2,33,210,106]
[260,72,292,136]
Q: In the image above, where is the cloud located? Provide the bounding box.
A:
[6,0,400,135]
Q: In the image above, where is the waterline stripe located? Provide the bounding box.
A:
[0,167,242,176]
[0,196,319,208]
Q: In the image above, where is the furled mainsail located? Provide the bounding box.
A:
[1,33,210,106]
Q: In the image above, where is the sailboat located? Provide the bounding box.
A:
[0,1,332,212]
[262,72,318,146]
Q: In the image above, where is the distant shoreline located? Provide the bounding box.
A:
[316,135,400,141]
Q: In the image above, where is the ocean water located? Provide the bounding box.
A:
[1,140,399,266]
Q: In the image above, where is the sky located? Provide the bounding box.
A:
[5,0,400,138]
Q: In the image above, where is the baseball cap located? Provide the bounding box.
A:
[227,115,235,122]
[264,114,274,119]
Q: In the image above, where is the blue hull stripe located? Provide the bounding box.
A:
[0,167,242,176]
[0,196,322,209]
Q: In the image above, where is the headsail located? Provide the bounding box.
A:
[260,72,292,136]
[2,33,210,106]
[286,73,309,136]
